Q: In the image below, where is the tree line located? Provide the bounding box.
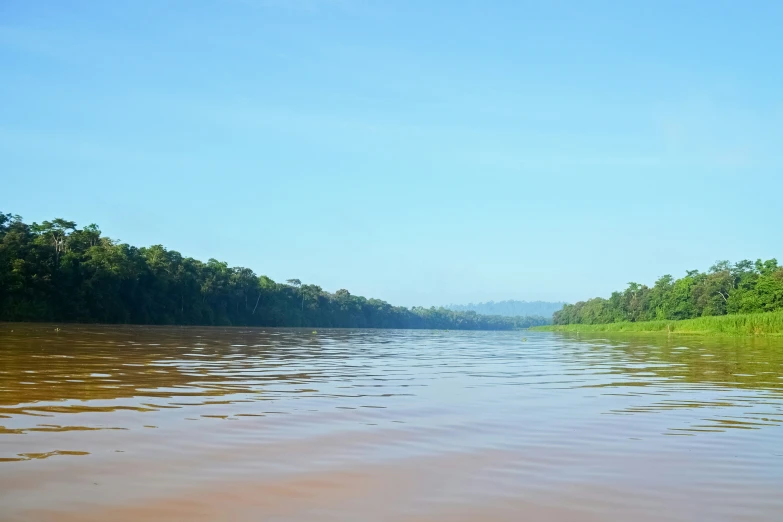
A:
[0,212,548,330]
[554,259,783,325]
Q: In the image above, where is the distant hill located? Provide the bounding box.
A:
[445,300,566,319]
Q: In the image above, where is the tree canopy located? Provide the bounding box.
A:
[554,259,783,325]
[0,212,547,330]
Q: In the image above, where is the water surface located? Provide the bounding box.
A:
[1,325,782,521]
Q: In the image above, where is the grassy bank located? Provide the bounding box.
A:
[531,310,783,336]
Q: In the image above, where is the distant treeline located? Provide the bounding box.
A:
[446,300,564,318]
[0,213,547,330]
[555,260,783,325]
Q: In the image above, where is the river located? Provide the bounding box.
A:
[1,324,781,521]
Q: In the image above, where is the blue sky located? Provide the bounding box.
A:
[2,0,781,307]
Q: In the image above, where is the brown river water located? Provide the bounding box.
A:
[1,324,782,521]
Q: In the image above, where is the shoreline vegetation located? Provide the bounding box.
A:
[533,310,783,336]
[0,212,547,331]
[549,258,783,336]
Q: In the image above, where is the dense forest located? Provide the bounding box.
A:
[554,259,783,325]
[446,300,565,318]
[0,213,547,330]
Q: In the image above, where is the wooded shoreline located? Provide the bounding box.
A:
[535,310,783,336]
[0,212,547,331]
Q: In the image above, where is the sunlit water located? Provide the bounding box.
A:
[1,324,782,521]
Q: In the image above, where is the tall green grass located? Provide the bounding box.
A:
[532,310,783,336]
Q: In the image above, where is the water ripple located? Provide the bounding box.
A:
[0,325,782,521]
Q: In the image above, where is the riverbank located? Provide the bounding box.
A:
[0,213,547,331]
[531,310,783,336]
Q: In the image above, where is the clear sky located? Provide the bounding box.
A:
[2,0,781,307]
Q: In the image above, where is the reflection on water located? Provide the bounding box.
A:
[559,333,783,433]
[1,325,782,521]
